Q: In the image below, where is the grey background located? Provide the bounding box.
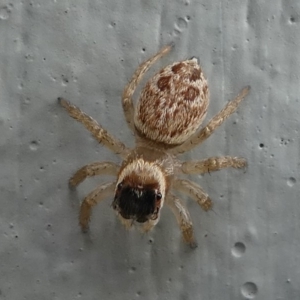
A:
[1,0,299,299]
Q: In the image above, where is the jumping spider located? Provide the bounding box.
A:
[58,45,250,248]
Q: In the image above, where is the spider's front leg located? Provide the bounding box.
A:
[171,86,250,155]
[166,194,197,248]
[58,98,129,158]
[69,161,119,187]
[122,44,172,132]
[79,182,115,232]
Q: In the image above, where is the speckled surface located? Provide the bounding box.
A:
[0,1,299,299]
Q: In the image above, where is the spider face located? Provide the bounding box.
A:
[59,44,249,248]
[113,181,162,223]
[113,159,166,223]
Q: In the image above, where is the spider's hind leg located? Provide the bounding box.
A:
[172,86,250,155]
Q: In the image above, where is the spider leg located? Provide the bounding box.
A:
[79,182,115,232]
[58,98,129,158]
[171,86,250,155]
[166,194,197,248]
[117,215,134,230]
[69,161,119,187]
[172,178,212,212]
[141,217,160,233]
[122,44,173,131]
[181,156,247,175]
[117,213,160,232]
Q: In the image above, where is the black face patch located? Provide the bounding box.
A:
[113,186,157,223]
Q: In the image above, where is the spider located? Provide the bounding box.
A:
[58,45,250,248]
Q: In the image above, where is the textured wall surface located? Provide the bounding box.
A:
[1,1,299,299]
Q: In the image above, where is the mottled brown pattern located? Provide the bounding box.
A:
[171,62,185,74]
[170,129,180,138]
[184,86,200,101]
[157,75,172,91]
[135,58,209,144]
[190,68,201,82]
[203,84,209,98]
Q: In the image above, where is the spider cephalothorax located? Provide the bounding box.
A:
[113,158,166,224]
[59,44,249,248]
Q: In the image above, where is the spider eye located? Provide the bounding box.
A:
[156,192,162,201]
[117,182,123,190]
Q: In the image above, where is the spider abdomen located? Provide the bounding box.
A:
[134,58,209,145]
